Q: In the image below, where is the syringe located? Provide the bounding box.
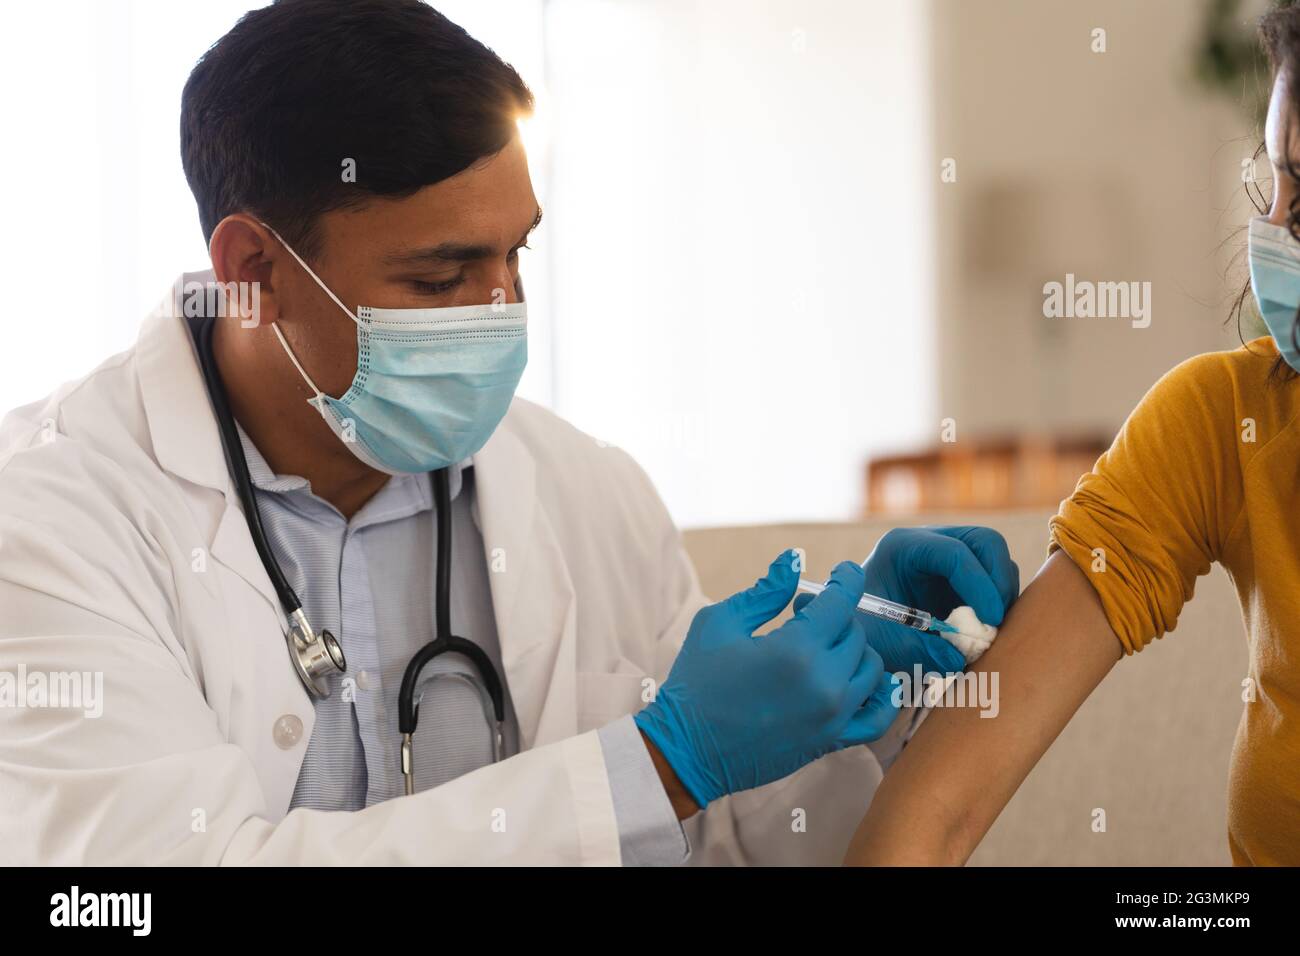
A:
[796,579,958,634]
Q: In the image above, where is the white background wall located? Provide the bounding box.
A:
[0,0,935,528]
[542,0,935,527]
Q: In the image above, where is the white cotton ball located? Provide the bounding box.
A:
[939,606,998,664]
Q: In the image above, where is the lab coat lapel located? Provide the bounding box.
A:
[135,275,283,615]
[209,502,282,612]
[472,412,578,751]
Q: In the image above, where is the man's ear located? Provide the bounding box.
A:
[208,214,284,327]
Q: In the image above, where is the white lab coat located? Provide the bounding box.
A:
[0,277,898,865]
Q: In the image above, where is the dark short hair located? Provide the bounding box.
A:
[180,0,534,259]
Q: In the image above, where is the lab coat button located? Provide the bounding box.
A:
[273,714,304,749]
[357,669,372,690]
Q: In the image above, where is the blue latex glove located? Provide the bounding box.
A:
[793,526,1019,675]
[634,550,900,809]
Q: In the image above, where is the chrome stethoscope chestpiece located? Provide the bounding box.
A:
[287,607,347,699]
[193,312,348,701]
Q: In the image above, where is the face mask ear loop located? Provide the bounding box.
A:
[258,221,365,329]
[271,321,327,402]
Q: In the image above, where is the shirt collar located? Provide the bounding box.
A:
[236,421,310,493]
[233,420,470,521]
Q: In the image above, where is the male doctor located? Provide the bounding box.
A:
[0,0,1018,865]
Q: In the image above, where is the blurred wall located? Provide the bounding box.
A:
[930,0,1260,443]
[0,0,938,530]
[2,0,1266,528]
[544,0,936,528]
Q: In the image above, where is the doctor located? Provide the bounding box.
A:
[0,0,1018,865]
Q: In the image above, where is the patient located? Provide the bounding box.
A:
[845,5,1300,867]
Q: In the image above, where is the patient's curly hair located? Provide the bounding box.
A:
[1239,2,1300,380]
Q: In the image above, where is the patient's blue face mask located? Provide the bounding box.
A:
[1248,215,1300,372]
[264,224,527,475]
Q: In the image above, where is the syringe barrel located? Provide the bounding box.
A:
[797,579,933,632]
[856,594,931,631]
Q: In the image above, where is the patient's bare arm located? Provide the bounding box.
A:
[844,550,1123,865]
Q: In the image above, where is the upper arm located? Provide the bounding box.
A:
[845,351,1260,863]
[848,351,1255,864]
[845,550,1121,865]
[1050,351,1248,652]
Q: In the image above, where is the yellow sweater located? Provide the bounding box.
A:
[1050,336,1300,866]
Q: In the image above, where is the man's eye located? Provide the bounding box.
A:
[411,276,464,295]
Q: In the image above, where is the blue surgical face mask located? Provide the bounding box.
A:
[263,224,527,475]
[1248,215,1300,372]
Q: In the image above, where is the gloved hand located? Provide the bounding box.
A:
[792,526,1019,674]
[634,550,900,810]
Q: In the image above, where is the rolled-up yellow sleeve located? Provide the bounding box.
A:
[1048,351,1247,654]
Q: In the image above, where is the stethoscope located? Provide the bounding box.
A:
[192,312,506,794]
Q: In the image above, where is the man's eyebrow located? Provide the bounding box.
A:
[382,206,543,266]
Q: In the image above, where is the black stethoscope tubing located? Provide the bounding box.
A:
[398,468,506,742]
